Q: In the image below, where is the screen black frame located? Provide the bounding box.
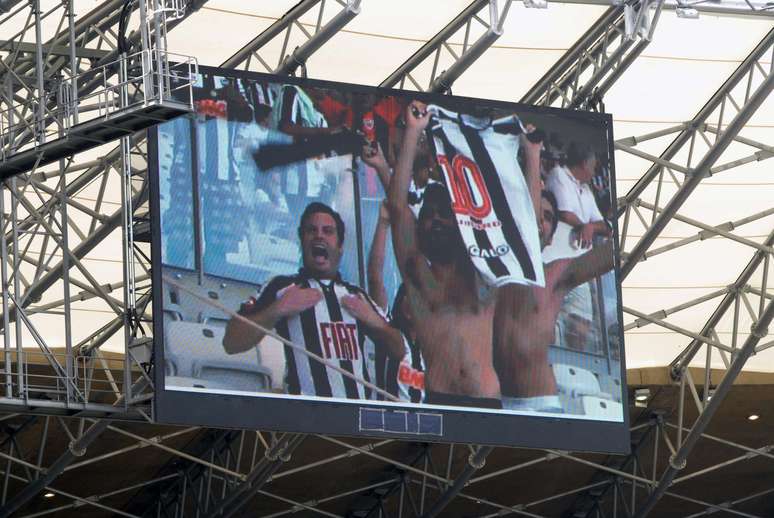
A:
[150,65,631,454]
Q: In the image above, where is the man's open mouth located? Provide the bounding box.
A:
[311,244,329,259]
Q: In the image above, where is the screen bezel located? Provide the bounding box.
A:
[150,65,630,454]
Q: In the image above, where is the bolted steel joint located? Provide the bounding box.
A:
[68,439,87,457]
[468,451,486,469]
[668,454,687,470]
[279,447,292,462]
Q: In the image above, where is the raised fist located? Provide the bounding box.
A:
[405,101,430,132]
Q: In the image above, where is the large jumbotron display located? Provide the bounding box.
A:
[150,66,629,452]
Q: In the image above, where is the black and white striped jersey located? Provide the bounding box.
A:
[426,105,545,288]
[373,284,425,403]
[239,269,383,400]
[374,333,426,404]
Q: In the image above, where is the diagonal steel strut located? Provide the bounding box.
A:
[619,27,774,279]
[521,1,662,109]
[380,0,513,93]
[633,297,774,517]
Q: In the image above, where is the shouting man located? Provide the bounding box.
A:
[222,202,403,399]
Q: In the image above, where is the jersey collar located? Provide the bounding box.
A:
[298,267,342,284]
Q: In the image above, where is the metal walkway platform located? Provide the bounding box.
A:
[0,99,190,180]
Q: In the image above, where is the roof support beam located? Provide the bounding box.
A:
[521,1,663,109]
[421,445,493,518]
[0,39,110,60]
[221,0,361,74]
[0,419,110,518]
[564,418,658,517]
[633,298,774,517]
[670,228,774,375]
[221,0,322,69]
[207,434,305,518]
[552,0,774,19]
[381,0,513,93]
[275,0,361,76]
[0,177,147,331]
[619,27,774,279]
[0,379,146,517]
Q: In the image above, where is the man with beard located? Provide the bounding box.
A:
[387,101,502,408]
[494,189,614,412]
[222,202,404,399]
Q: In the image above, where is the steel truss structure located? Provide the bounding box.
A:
[0,0,771,516]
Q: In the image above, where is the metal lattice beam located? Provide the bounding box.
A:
[633,298,774,517]
[670,229,774,375]
[207,434,304,518]
[520,0,663,109]
[618,27,774,278]
[380,0,513,93]
[0,2,770,517]
[422,445,493,517]
[222,0,361,74]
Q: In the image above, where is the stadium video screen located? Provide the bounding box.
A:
[151,66,629,453]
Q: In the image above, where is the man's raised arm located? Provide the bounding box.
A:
[520,125,543,223]
[367,202,390,311]
[556,240,615,294]
[387,101,433,288]
[362,144,393,310]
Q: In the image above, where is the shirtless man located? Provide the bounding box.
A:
[494,188,614,412]
[387,101,501,409]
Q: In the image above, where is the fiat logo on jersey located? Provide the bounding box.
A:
[468,244,510,259]
[319,322,359,361]
[437,154,493,219]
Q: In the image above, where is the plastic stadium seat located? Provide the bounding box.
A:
[597,375,623,402]
[194,361,271,392]
[165,375,243,391]
[163,274,259,325]
[553,363,602,398]
[581,396,623,420]
[198,278,259,325]
[256,335,287,392]
[165,376,208,389]
[162,272,203,322]
[162,281,186,321]
[553,320,564,348]
[557,393,584,416]
[163,320,272,392]
[164,276,229,324]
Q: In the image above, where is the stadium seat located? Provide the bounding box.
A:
[165,376,208,389]
[553,363,603,398]
[164,274,259,325]
[162,280,186,321]
[198,278,259,325]
[165,375,245,391]
[194,362,272,392]
[162,272,203,322]
[258,336,287,392]
[597,375,623,402]
[557,393,584,416]
[581,396,623,420]
[163,320,272,392]
[553,320,564,348]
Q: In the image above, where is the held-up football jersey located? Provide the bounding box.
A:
[426,105,545,288]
